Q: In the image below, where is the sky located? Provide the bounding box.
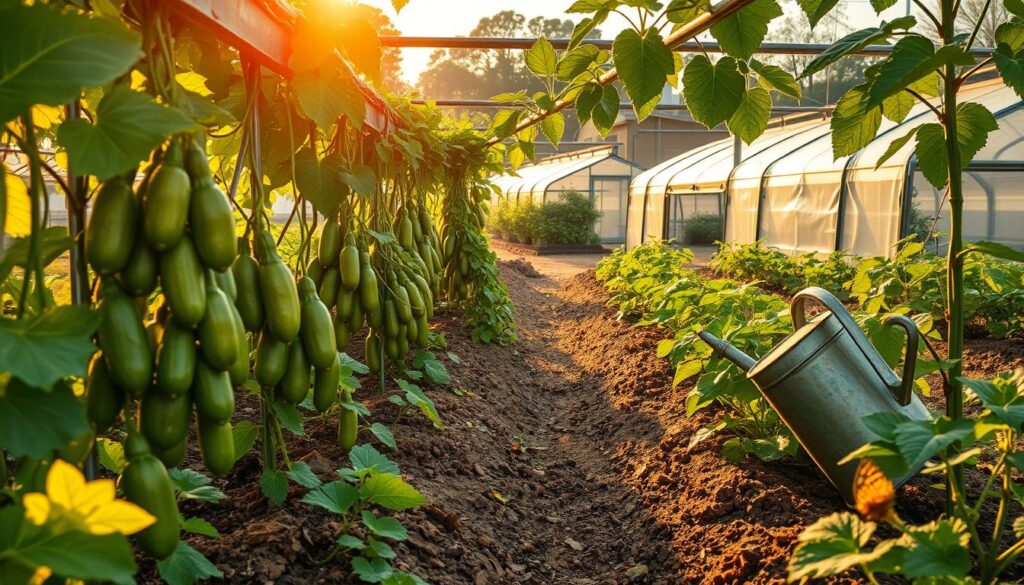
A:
[358,0,913,87]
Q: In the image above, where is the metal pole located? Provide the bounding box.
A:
[381,36,994,57]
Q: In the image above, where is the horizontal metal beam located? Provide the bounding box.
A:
[167,0,392,132]
[381,36,995,57]
[415,99,833,113]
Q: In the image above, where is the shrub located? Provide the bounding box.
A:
[681,213,722,244]
[535,191,601,245]
[488,191,600,246]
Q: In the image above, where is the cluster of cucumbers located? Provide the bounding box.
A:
[303,200,442,443]
[85,135,242,559]
[439,183,489,303]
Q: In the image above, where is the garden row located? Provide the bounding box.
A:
[595,240,1024,582]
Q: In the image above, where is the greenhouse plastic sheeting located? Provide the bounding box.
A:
[627,77,1024,257]
[489,146,643,243]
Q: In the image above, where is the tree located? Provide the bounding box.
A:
[418,10,596,100]
[954,0,1010,45]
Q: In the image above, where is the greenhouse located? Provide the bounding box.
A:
[489,145,644,243]
[627,77,1024,256]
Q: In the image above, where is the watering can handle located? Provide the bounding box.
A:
[791,287,919,407]
[881,315,920,407]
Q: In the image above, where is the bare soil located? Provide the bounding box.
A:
[143,260,1024,584]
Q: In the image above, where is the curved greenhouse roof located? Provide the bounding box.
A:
[627,78,1024,256]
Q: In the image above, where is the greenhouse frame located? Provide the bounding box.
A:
[627,77,1024,257]
[490,145,644,243]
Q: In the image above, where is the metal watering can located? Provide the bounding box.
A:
[697,287,931,504]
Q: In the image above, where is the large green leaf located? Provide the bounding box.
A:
[797,0,841,28]
[350,444,401,475]
[749,59,802,100]
[893,417,976,470]
[996,19,1024,52]
[727,87,771,144]
[0,379,90,459]
[901,519,971,579]
[293,69,365,131]
[0,3,140,122]
[0,227,72,284]
[58,86,198,180]
[360,473,427,511]
[540,112,566,147]
[874,126,920,169]
[682,56,745,128]
[830,84,881,159]
[302,480,359,514]
[12,526,136,583]
[294,147,345,216]
[0,304,99,389]
[994,42,1024,99]
[962,372,1024,429]
[666,0,711,23]
[709,0,783,60]
[800,17,916,79]
[866,36,972,108]
[914,102,997,189]
[575,84,604,126]
[525,37,558,77]
[556,44,601,81]
[338,17,382,84]
[613,28,676,122]
[787,512,896,580]
[157,541,224,585]
[591,85,621,137]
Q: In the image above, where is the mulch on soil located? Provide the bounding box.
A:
[142,263,1024,585]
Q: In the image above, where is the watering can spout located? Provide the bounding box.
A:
[697,330,756,373]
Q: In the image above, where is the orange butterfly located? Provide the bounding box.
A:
[853,458,896,522]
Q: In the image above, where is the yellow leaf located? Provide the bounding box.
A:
[176,71,211,96]
[3,165,32,237]
[130,70,148,91]
[490,490,509,504]
[31,105,63,129]
[22,493,51,526]
[83,499,155,535]
[45,459,87,510]
[53,151,69,173]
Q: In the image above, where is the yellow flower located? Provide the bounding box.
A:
[28,566,51,585]
[22,459,155,536]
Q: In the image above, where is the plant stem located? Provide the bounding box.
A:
[940,0,966,513]
[260,387,277,471]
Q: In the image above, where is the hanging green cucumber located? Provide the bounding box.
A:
[120,239,158,297]
[226,303,250,387]
[255,230,301,342]
[306,257,325,286]
[160,237,207,327]
[359,250,381,316]
[215,267,238,303]
[318,267,339,310]
[140,390,191,451]
[278,341,311,404]
[333,316,351,350]
[383,298,400,339]
[86,177,138,275]
[384,333,399,360]
[153,438,187,469]
[338,389,358,451]
[336,288,355,320]
[155,319,197,396]
[402,274,426,318]
[254,327,289,387]
[121,433,180,560]
[399,214,415,250]
[365,330,381,373]
[192,361,235,424]
[397,326,409,358]
[233,239,264,331]
[97,281,152,397]
[198,271,240,370]
[312,353,340,412]
[186,141,237,271]
[339,233,361,291]
[416,314,430,347]
[86,352,124,434]
[347,294,365,332]
[405,315,418,344]
[392,278,413,324]
[298,276,337,369]
[143,140,191,251]
[317,214,342,265]
[197,419,235,476]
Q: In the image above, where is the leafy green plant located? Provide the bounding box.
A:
[300,444,427,584]
[789,370,1024,585]
[680,213,721,245]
